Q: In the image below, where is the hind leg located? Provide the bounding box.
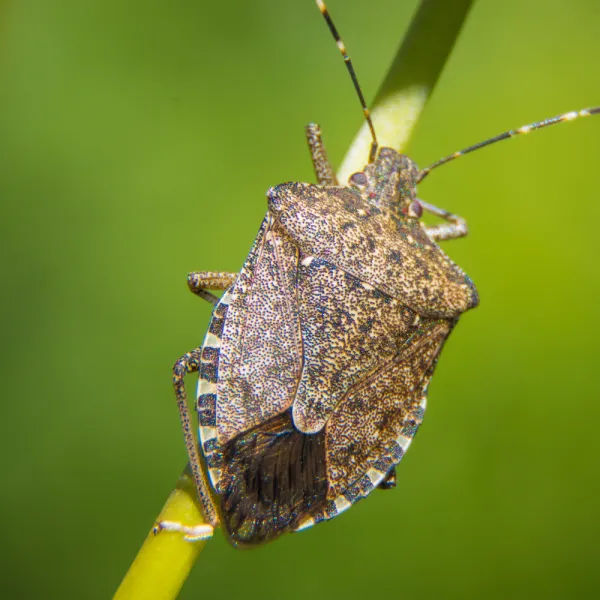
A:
[155,349,220,541]
[156,271,237,540]
[378,466,397,490]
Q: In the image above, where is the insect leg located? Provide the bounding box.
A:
[305,123,338,186]
[187,271,237,307]
[153,519,213,542]
[377,466,397,490]
[155,348,220,540]
[419,199,468,242]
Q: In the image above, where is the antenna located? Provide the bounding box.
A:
[418,107,600,183]
[316,0,378,163]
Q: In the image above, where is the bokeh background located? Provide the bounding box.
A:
[2,0,600,598]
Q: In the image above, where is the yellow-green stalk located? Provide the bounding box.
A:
[114,1,473,598]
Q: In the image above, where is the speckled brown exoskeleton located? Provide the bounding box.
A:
[156,0,599,548]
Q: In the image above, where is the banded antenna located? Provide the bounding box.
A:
[316,0,379,163]
[418,107,600,183]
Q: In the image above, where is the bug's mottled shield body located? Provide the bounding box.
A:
[158,0,599,554]
[196,148,478,547]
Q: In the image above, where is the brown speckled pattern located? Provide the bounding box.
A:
[268,150,478,319]
[325,318,453,496]
[294,257,417,433]
[195,147,478,545]
[216,215,302,445]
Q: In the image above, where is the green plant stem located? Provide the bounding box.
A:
[113,467,207,600]
[114,1,473,598]
[338,0,474,181]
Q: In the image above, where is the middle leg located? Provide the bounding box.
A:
[187,271,237,307]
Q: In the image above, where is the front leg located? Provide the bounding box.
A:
[187,271,237,307]
[305,123,338,186]
[419,199,468,242]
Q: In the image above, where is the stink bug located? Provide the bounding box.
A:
[156,1,599,547]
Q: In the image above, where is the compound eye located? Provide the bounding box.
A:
[407,200,423,219]
[349,172,368,187]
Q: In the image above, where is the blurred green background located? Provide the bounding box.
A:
[1,0,600,598]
